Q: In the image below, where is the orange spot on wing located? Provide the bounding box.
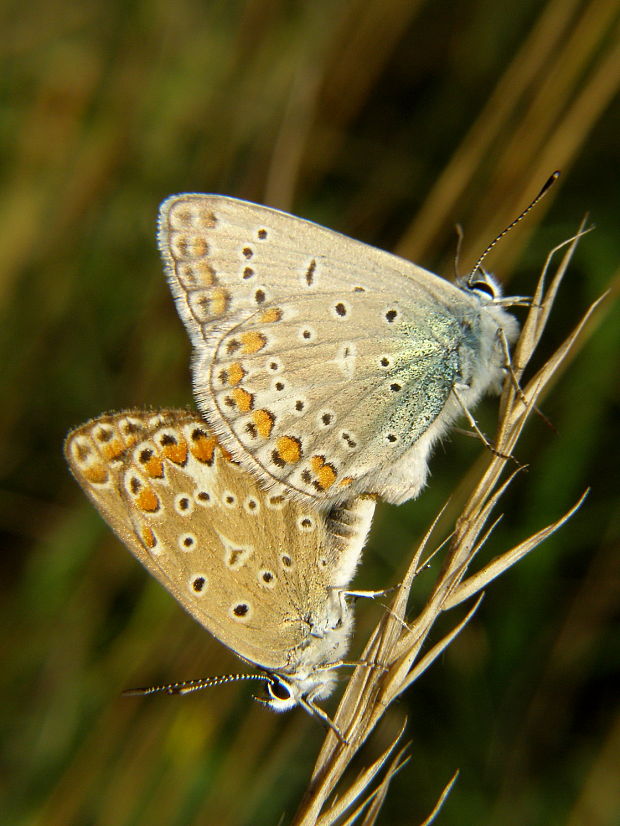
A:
[195,260,216,284]
[310,456,337,490]
[227,362,246,385]
[143,456,164,478]
[178,261,216,288]
[339,477,354,487]
[73,442,91,463]
[169,202,217,231]
[260,307,283,324]
[172,234,191,258]
[83,463,109,484]
[252,409,275,438]
[101,438,125,461]
[189,236,209,257]
[276,436,302,464]
[316,465,337,489]
[190,432,218,464]
[240,331,267,354]
[136,487,160,512]
[141,527,157,549]
[162,439,188,465]
[122,432,141,449]
[232,387,254,412]
[196,207,217,229]
[209,287,229,315]
[171,206,194,228]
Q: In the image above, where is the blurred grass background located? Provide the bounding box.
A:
[1,0,619,823]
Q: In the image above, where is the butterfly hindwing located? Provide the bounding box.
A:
[201,290,461,501]
[65,410,375,672]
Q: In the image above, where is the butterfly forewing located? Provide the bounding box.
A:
[65,410,373,672]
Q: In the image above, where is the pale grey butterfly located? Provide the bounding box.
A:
[158,175,557,509]
[64,409,375,727]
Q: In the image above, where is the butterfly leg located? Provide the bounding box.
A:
[332,585,397,610]
[499,327,557,432]
[452,384,516,462]
[313,658,390,677]
[329,585,414,632]
[338,587,397,599]
[299,694,348,743]
[498,327,527,403]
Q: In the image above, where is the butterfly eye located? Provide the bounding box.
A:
[469,279,497,299]
[268,678,292,702]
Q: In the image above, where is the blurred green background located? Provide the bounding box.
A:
[1,0,618,823]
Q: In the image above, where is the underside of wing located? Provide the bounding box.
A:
[65,410,372,669]
[158,194,456,349]
[194,289,463,504]
[157,195,472,504]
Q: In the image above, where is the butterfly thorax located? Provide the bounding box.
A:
[453,281,520,402]
[280,593,353,696]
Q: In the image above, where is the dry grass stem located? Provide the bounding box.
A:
[417,771,460,826]
[314,729,408,826]
[292,226,602,825]
[354,747,412,826]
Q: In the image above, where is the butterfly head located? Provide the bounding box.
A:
[456,269,521,348]
[461,268,529,309]
[257,674,299,712]
[462,268,502,301]
[256,665,338,712]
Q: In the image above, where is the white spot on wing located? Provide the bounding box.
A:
[229,601,252,621]
[266,495,286,510]
[258,569,277,589]
[218,532,254,570]
[194,489,213,506]
[189,574,208,595]
[297,515,316,533]
[298,326,316,343]
[221,490,238,508]
[243,496,260,514]
[174,493,193,515]
[334,342,356,379]
[179,533,197,551]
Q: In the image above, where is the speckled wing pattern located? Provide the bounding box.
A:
[64,410,375,673]
[158,195,475,506]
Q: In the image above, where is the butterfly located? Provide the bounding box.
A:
[64,409,376,725]
[158,195,521,509]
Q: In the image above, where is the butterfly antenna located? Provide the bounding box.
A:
[467,171,560,287]
[122,672,274,696]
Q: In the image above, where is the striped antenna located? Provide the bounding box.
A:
[467,171,560,286]
[122,672,274,696]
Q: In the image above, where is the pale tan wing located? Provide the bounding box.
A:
[205,290,460,503]
[158,194,456,349]
[158,195,471,505]
[64,410,373,671]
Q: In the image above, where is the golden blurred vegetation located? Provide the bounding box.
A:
[1,0,618,824]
